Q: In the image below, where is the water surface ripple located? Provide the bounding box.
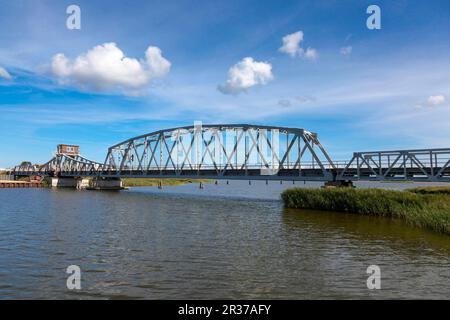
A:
[0,181,449,299]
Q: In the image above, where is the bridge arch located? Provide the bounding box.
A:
[102,124,336,180]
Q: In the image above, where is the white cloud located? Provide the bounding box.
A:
[50,42,171,95]
[279,31,304,57]
[427,95,445,106]
[305,48,318,60]
[218,57,273,95]
[145,46,171,77]
[279,30,317,60]
[340,46,352,56]
[416,95,446,108]
[0,67,12,80]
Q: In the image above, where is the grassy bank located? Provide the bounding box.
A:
[406,186,450,195]
[281,188,450,235]
[122,178,213,187]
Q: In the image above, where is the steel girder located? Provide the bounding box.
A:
[338,148,450,181]
[13,154,105,177]
[102,124,336,180]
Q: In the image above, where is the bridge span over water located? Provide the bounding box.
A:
[12,124,450,183]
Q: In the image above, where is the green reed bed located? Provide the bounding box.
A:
[281,188,450,234]
[122,178,212,187]
[406,186,450,195]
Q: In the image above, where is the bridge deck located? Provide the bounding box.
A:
[12,166,450,182]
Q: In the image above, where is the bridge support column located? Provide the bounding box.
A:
[46,177,79,188]
[323,180,354,188]
[88,178,124,190]
[77,178,90,189]
[46,177,113,189]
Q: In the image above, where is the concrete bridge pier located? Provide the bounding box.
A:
[46,177,79,188]
[46,177,123,190]
[77,178,90,189]
[88,177,124,190]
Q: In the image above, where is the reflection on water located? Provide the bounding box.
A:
[0,180,449,299]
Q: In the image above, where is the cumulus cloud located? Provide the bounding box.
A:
[50,42,171,95]
[427,95,445,106]
[0,67,12,80]
[279,31,304,57]
[279,31,317,60]
[305,48,318,60]
[145,46,171,77]
[340,46,352,56]
[218,57,273,95]
[416,95,446,108]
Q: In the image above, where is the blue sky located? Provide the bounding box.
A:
[1,0,450,167]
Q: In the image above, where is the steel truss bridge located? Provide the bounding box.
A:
[12,124,450,182]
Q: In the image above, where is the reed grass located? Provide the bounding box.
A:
[122,178,212,187]
[406,186,450,195]
[281,188,450,234]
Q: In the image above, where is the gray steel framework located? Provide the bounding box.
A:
[101,124,336,181]
[338,148,450,182]
[11,124,450,182]
[14,154,105,177]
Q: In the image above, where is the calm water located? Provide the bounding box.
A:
[0,181,449,299]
